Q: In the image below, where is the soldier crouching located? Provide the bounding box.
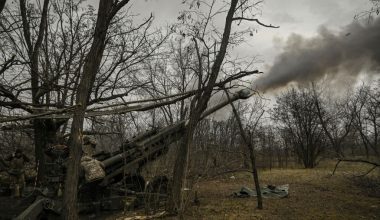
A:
[6,149,30,197]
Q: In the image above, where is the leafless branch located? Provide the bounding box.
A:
[232,17,279,28]
[332,158,380,176]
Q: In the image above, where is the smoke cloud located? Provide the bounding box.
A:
[255,17,380,92]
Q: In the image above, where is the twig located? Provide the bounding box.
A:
[232,17,279,28]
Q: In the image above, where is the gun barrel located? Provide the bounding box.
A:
[99,89,252,170]
[199,89,251,120]
[101,153,126,169]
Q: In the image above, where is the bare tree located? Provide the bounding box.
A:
[355,0,380,21]
[139,37,194,126]
[170,0,241,215]
[62,0,155,218]
[272,86,326,168]
[225,89,263,209]
[312,84,355,157]
[0,0,95,180]
[350,83,380,158]
[169,0,277,215]
[20,0,51,181]
[0,0,164,183]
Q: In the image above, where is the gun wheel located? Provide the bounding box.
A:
[144,175,170,214]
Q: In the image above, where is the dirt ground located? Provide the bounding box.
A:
[110,160,380,220]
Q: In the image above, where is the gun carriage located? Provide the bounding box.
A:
[0,89,251,219]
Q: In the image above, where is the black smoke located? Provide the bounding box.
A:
[255,18,380,92]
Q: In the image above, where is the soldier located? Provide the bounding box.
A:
[81,136,105,183]
[82,136,97,157]
[6,149,30,197]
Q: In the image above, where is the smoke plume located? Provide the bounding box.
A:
[255,17,380,92]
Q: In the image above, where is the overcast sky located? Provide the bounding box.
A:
[126,0,373,67]
[84,0,377,101]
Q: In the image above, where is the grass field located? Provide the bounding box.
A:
[114,160,380,220]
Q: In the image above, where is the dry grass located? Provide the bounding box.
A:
[112,160,380,220]
[179,161,380,220]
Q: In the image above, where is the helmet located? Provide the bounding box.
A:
[83,136,90,143]
[89,139,97,146]
[83,136,96,146]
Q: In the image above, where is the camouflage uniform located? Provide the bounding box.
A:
[82,136,97,157]
[6,149,30,197]
[80,136,104,182]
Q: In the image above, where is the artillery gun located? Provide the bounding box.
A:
[3,89,251,219]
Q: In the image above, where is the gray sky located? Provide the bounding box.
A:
[126,0,372,65]
[125,0,375,117]
[87,0,375,97]
[252,0,372,64]
[132,1,374,89]
[87,0,373,65]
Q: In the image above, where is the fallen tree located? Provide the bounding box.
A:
[332,158,380,176]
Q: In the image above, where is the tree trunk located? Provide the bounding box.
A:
[248,140,263,209]
[62,1,115,218]
[20,0,50,181]
[34,119,63,183]
[170,121,196,217]
[63,109,87,219]
[33,122,46,183]
[0,0,5,14]
[226,91,263,209]
[62,1,133,218]
[169,0,239,215]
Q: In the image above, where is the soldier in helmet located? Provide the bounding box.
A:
[81,136,105,183]
[6,148,30,197]
[82,135,97,157]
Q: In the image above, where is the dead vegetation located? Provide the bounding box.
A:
[109,160,380,220]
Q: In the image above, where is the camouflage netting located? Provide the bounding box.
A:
[81,156,105,182]
[233,184,289,198]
